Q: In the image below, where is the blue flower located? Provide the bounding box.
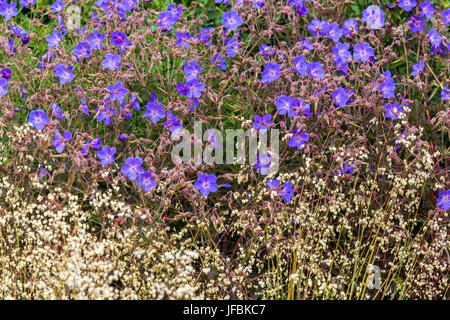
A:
[73,41,91,60]
[280,181,294,203]
[87,29,106,51]
[408,15,425,33]
[362,5,385,30]
[185,79,205,98]
[52,102,66,120]
[223,10,244,31]
[436,190,450,210]
[0,78,8,98]
[19,0,36,8]
[342,18,358,37]
[398,0,416,12]
[110,31,131,53]
[51,0,64,13]
[428,29,442,47]
[288,98,312,118]
[443,8,450,25]
[96,100,117,125]
[327,22,343,43]
[164,110,182,134]
[46,29,63,49]
[225,37,240,57]
[158,11,178,32]
[107,81,129,104]
[411,60,424,77]
[183,61,202,81]
[53,130,72,154]
[419,1,434,19]
[101,53,121,71]
[54,64,75,85]
[28,109,49,130]
[253,114,273,131]
[175,32,194,49]
[0,2,18,21]
[97,145,116,166]
[306,62,325,80]
[441,86,449,101]
[266,179,280,190]
[384,102,403,120]
[261,62,281,84]
[333,87,351,108]
[252,0,265,9]
[121,157,145,181]
[293,55,307,76]
[379,75,395,99]
[194,173,218,197]
[353,42,374,62]
[288,130,309,150]
[275,95,293,115]
[332,42,351,64]
[144,93,165,123]
[137,171,156,192]
[213,54,227,71]
[308,19,328,37]
[198,27,215,46]
[254,153,272,175]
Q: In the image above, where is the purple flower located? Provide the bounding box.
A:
[110,31,131,53]
[428,29,442,47]
[119,134,127,142]
[280,181,294,203]
[97,145,116,166]
[361,5,385,30]
[46,29,63,49]
[183,61,202,81]
[0,78,8,98]
[164,110,182,134]
[91,137,101,151]
[307,62,325,80]
[107,81,129,104]
[19,0,36,8]
[158,11,177,32]
[408,15,425,33]
[253,114,273,131]
[144,93,165,123]
[0,2,18,21]
[28,109,49,130]
[198,27,215,46]
[194,173,218,196]
[252,0,265,9]
[436,190,450,210]
[80,97,89,116]
[185,78,205,98]
[266,179,280,190]
[342,18,358,37]
[137,171,156,192]
[308,19,328,37]
[332,42,351,64]
[276,95,293,115]
[411,60,424,77]
[51,0,64,13]
[254,153,272,175]
[288,98,312,118]
[87,29,105,51]
[419,1,434,19]
[102,53,121,71]
[398,0,417,12]
[327,22,343,43]
[121,157,145,181]
[1,68,12,81]
[384,102,403,120]
[225,37,240,57]
[38,166,49,178]
[288,130,309,150]
[52,102,66,120]
[175,32,194,49]
[441,86,449,101]
[293,55,307,76]
[261,63,281,84]
[213,54,227,71]
[379,76,395,99]
[260,44,275,59]
[53,130,72,154]
[442,8,450,25]
[73,41,91,60]
[333,87,351,108]
[54,64,75,85]
[222,10,244,31]
[353,42,374,62]
[96,100,117,125]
